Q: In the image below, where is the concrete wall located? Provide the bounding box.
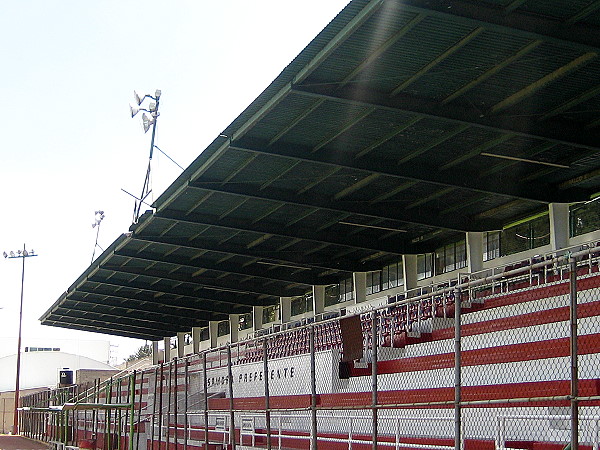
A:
[0,387,47,434]
[75,368,120,387]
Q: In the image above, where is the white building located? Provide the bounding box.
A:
[0,350,115,392]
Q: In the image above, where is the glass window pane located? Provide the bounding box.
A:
[382,266,389,290]
[445,244,455,273]
[435,248,445,275]
[455,240,467,269]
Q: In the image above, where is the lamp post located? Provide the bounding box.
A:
[130,89,161,223]
[3,245,37,435]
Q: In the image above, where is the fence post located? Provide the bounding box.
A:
[184,359,189,450]
[570,257,579,450]
[263,337,272,450]
[454,288,462,450]
[150,367,158,450]
[372,312,378,450]
[167,361,173,450]
[203,352,210,448]
[136,369,144,450]
[128,371,136,450]
[158,365,164,450]
[310,325,318,450]
[227,346,236,449]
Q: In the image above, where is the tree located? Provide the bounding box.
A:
[126,343,152,362]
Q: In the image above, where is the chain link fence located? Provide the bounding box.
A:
[19,244,600,449]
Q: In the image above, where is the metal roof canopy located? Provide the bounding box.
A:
[42,0,600,341]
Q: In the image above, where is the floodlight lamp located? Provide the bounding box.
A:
[2,252,7,258]
[9,251,15,257]
[142,113,155,133]
[23,250,28,256]
[130,104,140,118]
[155,89,161,99]
[149,102,156,112]
[133,90,143,106]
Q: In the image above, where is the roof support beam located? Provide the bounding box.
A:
[129,235,375,273]
[51,309,182,335]
[390,27,485,96]
[397,0,600,51]
[154,210,418,255]
[442,39,543,105]
[489,52,597,114]
[187,181,500,232]
[567,0,600,25]
[82,278,257,313]
[229,139,586,204]
[75,285,252,316]
[57,303,206,330]
[64,294,225,324]
[539,83,600,121]
[92,268,284,306]
[42,320,163,341]
[291,83,600,153]
[43,315,174,340]
[101,264,303,298]
[114,247,332,286]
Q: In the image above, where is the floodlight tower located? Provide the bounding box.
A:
[91,210,105,263]
[3,245,37,435]
[130,89,161,223]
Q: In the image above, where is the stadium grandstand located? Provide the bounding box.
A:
[20,0,600,449]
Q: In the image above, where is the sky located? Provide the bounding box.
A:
[0,0,350,365]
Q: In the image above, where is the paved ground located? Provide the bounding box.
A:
[0,436,48,450]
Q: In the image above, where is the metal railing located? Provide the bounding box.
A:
[19,240,600,450]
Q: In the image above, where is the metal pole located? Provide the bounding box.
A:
[310,325,317,450]
[107,378,113,450]
[570,258,579,450]
[263,338,272,450]
[167,361,173,450]
[128,371,136,450]
[134,95,160,222]
[93,379,99,443]
[371,312,378,450]
[174,360,179,450]
[117,379,123,450]
[150,367,158,450]
[227,346,236,449]
[12,244,26,435]
[136,369,144,450]
[158,364,164,450]
[184,360,189,450]
[203,353,209,448]
[454,288,462,450]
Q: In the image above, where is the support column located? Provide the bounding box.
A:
[280,297,293,324]
[353,272,367,303]
[402,255,418,294]
[163,337,171,362]
[549,203,570,251]
[209,321,219,348]
[229,314,240,343]
[253,306,263,332]
[466,232,484,273]
[192,327,202,354]
[152,341,159,365]
[312,285,325,316]
[176,332,186,358]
